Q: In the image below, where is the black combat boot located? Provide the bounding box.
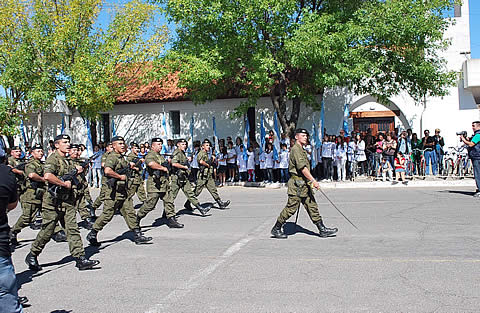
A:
[271,221,287,239]
[52,230,67,242]
[134,229,152,245]
[25,252,42,271]
[184,200,193,211]
[86,229,101,247]
[9,231,19,246]
[315,220,338,237]
[195,203,211,216]
[216,199,230,209]
[167,216,184,228]
[75,256,100,270]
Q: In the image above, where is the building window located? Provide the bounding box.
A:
[170,111,180,138]
[454,5,461,17]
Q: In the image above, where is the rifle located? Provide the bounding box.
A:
[105,154,144,188]
[48,152,101,201]
[152,161,171,179]
[198,157,214,178]
[172,160,190,182]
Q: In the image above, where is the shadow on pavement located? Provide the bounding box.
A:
[283,222,321,237]
[439,190,477,197]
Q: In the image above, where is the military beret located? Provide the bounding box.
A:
[202,139,211,145]
[176,138,187,145]
[111,136,124,142]
[151,138,163,143]
[11,146,21,151]
[295,128,309,136]
[32,144,43,150]
[131,142,139,148]
[69,143,80,149]
[54,134,70,141]
[106,142,112,146]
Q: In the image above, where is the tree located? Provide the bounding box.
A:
[0,0,167,138]
[154,0,457,135]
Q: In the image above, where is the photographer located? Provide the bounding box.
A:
[460,121,480,197]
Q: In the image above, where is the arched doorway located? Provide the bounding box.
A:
[349,95,410,136]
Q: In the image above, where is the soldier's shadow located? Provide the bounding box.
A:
[284,222,322,237]
[176,208,211,217]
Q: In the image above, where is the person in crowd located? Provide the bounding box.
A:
[374,134,385,177]
[279,143,289,183]
[365,128,375,175]
[411,133,423,175]
[355,133,367,176]
[383,133,397,170]
[265,143,274,183]
[394,151,408,184]
[273,148,281,182]
[321,135,333,181]
[253,141,262,181]
[234,137,243,180]
[217,146,227,187]
[346,136,356,179]
[335,137,347,181]
[190,142,200,183]
[422,129,438,175]
[460,121,480,197]
[91,145,103,188]
[434,128,445,174]
[280,133,290,149]
[259,148,267,182]
[226,141,237,182]
[246,146,255,182]
[380,156,393,182]
[238,145,248,182]
[267,130,275,144]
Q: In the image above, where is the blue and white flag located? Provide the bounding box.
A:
[85,119,94,156]
[260,112,266,154]
[111,118,116,137]
[213,116,219,155]
[320,100,325,142]
[243,115,250,161]
[273,112,281,161]
[311,122,317,168]
[60,114,65,134]
[188,115,194,154]
[20,120,27,158]
[160,112,169,153]
[343,103,350,137]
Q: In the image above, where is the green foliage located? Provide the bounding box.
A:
[0,97,22,136]
[154,0,458,133]
[0,0,167,135]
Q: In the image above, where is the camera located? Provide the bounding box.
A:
[456,131,467,137]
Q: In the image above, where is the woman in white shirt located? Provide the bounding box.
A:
[246,146,256,182]
[265,143,274,183]
[226,141,237,182]
[347,139,356,179]
[217,146,228,186]
[259,149,267,182]
[355,133,367,175]
[238,145,248,181]
[279,144,289,183]
[334,137,347,181]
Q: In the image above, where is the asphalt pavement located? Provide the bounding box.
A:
[9,185,480,313]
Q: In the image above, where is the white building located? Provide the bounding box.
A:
[17,1,480,149]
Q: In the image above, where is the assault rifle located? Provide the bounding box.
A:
[172,160,190,182]
[105,156,144,188]
[48,152,101,200]
[198,157,214,178]
[152,161,171,179]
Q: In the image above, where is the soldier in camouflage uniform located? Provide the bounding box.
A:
[8,146,26,209]
[136,138,210,228]
[25,134,100,271]
[86,136,151,246]
[10,144,47,245]
[170,139,211,226]
[69,144,96,230]
[187,139,230,210]
[91,142,113,211]
[271,129,338,239]
[126,142,147,204]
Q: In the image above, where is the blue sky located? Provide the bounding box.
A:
[99,0,480,58]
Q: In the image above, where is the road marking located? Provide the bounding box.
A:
[145,219,271,313]
[300,258,480,263]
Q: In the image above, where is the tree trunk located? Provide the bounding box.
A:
[7,135,14,148]
[37,110,44,146]
[90,120,97,146]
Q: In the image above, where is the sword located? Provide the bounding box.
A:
[317,187,359,230]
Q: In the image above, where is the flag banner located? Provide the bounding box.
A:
[60,114,65,134]
[243,115,249,161]
[343,103,350,136]
[213,116,219,155]
[188,115,194,154]
[273,112,281,161]
[320,100,325,142]
[111,117,116,137]
[85,119,94,156]
[311,122,317,169]
[260,112,266,154]
[160,112,169,154]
